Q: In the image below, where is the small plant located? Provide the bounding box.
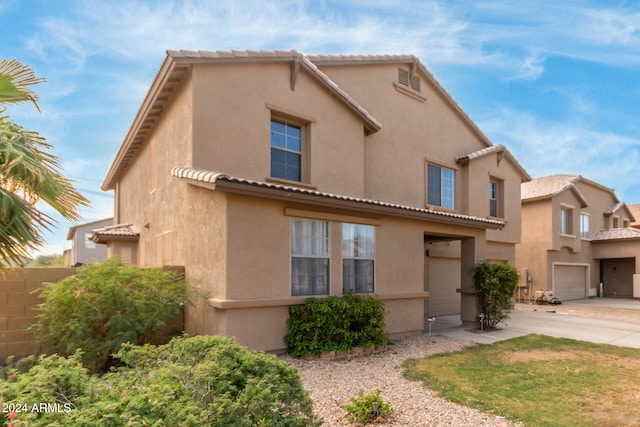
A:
[285,292,387,357]
[31,259,196,373]
[473,263,519,329]
[344,389,392,425]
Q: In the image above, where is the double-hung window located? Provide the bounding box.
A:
[560,207,573,235]
[291,219,329,296]
[342,223,375,293]
[427,164,455,209]
[580,213,589,239]
[489,180,499,217]
[271,119,302,182]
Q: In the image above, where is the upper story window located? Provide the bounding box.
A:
[427,164,455,209]
[290,218,329,296]
[271,119,302,182]
[342,223,375,294]
[580,213,589,239]
[623,219,630,228]
[489,179,504,218]
[560,206,573,235]
[612,216,620,228]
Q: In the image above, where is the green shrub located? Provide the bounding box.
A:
[31,259,194,373]
[285,292,387,358]
[0,335,321,426]
[344,389,392,425]
[473,263,519,329]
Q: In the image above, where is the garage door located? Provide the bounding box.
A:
[426,257,461,316]
[553,265,587,301]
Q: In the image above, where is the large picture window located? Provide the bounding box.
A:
[342,223,375,293]
[271,119,302,181]
[291,219,329,296]
[427,164,455,209]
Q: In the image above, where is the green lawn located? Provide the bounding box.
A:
[403,334,640,427]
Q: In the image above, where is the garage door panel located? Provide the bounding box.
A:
[554,265,587,301]
[427,257,460,316]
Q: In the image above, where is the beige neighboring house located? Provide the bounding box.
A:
[96,50,530,352]
[65,217,113,266]
[629,204,640,230]
[516,175,640,301]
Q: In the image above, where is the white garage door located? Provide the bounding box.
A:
[553,265,587,301]
[426,257,461,316]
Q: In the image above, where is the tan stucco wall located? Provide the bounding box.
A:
[190,63,366,198]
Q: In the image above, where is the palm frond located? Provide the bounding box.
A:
[0,59,45,111]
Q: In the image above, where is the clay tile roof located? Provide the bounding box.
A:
[90,223,139,244]
[521,174,580,200]
[455,144,531,182]
[171,167,505,230]
[521,174,589,208]
[592,227,640,241]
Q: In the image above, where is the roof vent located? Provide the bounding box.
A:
[398,68,420,92]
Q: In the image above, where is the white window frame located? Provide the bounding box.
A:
[560,205,574,236]
[427,163,455,210]
[290,218,330,296]
[271,118,303,182]
[580,213,589,239]
[341,223,375,294]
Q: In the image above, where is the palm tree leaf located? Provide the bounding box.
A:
[0,59,45,110]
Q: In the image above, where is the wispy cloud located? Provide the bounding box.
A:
[479,107,640,194]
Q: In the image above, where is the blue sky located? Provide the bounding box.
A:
[2,0,640,256]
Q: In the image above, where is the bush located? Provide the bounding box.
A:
[344,389,393,425]
[0,335,321,426]
[31,259,193,373]
[285,292,387,358]
[473,263,519,329]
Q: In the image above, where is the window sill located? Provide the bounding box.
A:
[266,177,317,190]
[393,82,427,102]
[560,233,576,239]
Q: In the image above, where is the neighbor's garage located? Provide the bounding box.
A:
[553,264,588,301]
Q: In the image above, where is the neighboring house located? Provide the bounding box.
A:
[629,204,640,230]
[97,50,530,352]
[516,175,640,301]
[65,217,113,266]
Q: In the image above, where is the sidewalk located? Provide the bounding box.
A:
[431,304,640,349]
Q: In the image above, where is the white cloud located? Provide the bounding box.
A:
[479,107,640,201]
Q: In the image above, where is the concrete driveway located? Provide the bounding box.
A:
[432,298,640,349]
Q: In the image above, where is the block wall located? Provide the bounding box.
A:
[0,268,76,361]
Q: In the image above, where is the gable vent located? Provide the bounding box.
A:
[398,68,421,92]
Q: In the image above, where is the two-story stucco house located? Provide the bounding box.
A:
[516,174,640,301]
[97,50,530,352]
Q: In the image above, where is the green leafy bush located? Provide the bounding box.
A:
[31,259,193,372]
[344,389,393,425]
[285,292,387,358]
[473,263,519,329]
[0,335,321,426]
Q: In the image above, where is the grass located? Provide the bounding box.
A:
[403,334,640,427]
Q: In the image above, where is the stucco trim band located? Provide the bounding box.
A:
[208,291,429,309]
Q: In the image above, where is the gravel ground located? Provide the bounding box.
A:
[283,335,519,426]
[283,302,639,426]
